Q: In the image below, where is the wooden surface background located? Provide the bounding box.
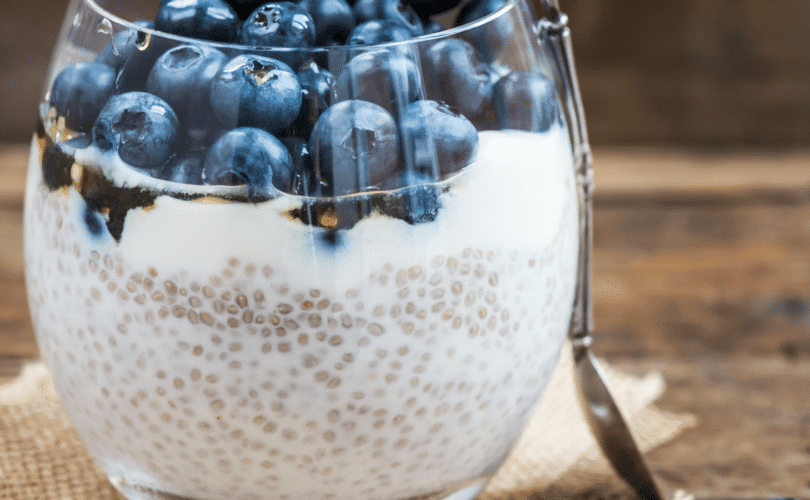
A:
[1,0,810,147]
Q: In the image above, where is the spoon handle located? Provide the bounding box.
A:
[534,4,664,500]
[573,340,666,500]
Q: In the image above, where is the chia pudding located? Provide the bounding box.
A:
[25,0,580,498]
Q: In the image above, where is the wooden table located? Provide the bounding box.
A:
[2,143,810,498]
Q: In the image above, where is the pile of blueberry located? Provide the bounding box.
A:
[48,0,557,204]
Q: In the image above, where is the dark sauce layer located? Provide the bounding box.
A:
[37,119,443,244]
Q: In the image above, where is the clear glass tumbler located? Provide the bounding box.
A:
[24,0,582,498]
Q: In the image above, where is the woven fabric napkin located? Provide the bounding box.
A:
[0,342,695,500]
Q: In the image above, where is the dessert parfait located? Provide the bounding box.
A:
[25,0,580,498]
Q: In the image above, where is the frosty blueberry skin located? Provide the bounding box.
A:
[423,38,495,119]
[49,63,116,132]
[399,100,479,177]
[210,54,302,134]
[156,0,241,43]
[241,2,317,47]
[309,99,399,195]
[92,92,180,173]
[203,127,294,191]
[147,44,228,127]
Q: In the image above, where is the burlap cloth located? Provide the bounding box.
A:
[0,342,696,500]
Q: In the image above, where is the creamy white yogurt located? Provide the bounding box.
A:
[25,127,579,500]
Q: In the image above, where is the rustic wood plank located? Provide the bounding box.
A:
[618,356,810,498]
[0,143,28,208]
[0,145,35,362]
[591,203,810,359]
[595,148,810,204]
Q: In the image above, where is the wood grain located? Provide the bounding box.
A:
[626,356,810,498]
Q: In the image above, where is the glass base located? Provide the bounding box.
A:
[109,476,489,500]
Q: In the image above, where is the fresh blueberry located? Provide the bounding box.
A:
[298,0,355,45]
[493,71,558,132]
[281,137,327,195]
[336,50,421,117]
[210,54,302,133]
[310,100,398,195]
[352,0,423,36]
[204,127,294,192]
[241,2,316,48]
[400,100,478,177]
[155,0,241,42]
[96,21,175,94]
[403,0,461,19]
[346,20,412,44]
[161,156,205,184]
[455,0,513,60]
[423,38,493,119]
[95,20,155,72]
[147,44,227,128]
[181,126,226,157]
[92,92,180,173]
[49,63,116,132]
[380,170,440,224]
[286,62,336,139]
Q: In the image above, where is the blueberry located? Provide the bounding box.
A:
[455,0,513,60]
[400,100,478,177]
[380,170,440,224]
[423,38,493,118]
[298,0,355,45]
[346,20,412,45]
[92,92,180,173]
[336,50,421,117]
[281,137,327,195]
[161,156,205,184]
[96,21,175,94]
[95,20,154,72]
[310,100,398,195]
[403,0,461,19]
[210,54,302,133]
[155,0,241,42]
[493,71,558,132]
[147,44,227,128]
[352,0,423,36]
[204,127,293,192]
[286,62,336,139]
[241,2,316,48]
[49,63,116,132]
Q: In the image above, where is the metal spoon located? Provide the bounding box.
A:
[533,3,665,500]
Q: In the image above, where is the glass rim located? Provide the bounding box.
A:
[85,0,520,53]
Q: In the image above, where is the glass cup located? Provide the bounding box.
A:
[24,0,582,498]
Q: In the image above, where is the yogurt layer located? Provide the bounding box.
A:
[25,127,579,500]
